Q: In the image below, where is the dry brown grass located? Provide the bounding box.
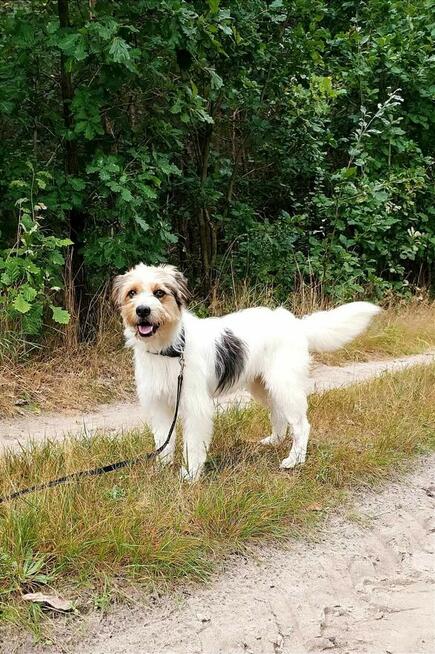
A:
[0,322,133,418]
[0,296,433,418]
[0,364,433,635]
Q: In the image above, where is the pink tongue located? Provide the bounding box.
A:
[138,324,153,336]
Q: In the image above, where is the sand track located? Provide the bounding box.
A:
[1,351,434,654]
[0,351,433,453]
[77,455,435,654]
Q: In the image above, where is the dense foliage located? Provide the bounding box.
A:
[0,0,433,335]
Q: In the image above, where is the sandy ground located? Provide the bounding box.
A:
[0,351,433,453]
[1,352,434,654]
[7,457,432,654]
[68,454,434,654]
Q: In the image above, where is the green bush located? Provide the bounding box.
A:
[0,0,433,335]
[0,169,71,338]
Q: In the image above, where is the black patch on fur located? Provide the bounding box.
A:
[174,271,190,305]
[215,329,247,392]
[172,291,182,308]
[167,272,189,307]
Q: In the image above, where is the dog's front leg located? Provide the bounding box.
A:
[145,400,177,465]
[180,396,214,482]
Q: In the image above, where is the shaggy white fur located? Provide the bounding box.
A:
[114,264,380,481]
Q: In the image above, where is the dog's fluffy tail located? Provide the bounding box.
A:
[300,302,381,353]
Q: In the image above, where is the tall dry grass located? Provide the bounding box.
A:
[0,302,135,418]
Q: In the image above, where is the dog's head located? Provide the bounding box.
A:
[112,263,189,347]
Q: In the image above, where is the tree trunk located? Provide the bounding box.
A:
[58,0,88,340]
[197,123,217,292]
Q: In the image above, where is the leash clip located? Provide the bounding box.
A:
[179,352,185,374]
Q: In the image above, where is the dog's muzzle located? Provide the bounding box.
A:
[135,305,159,337]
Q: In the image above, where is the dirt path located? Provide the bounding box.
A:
[69,455,434,654]
[0,352,433,453]
[2,353,434,653]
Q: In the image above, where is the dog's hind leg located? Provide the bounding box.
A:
[279,412,310,469]
[260,405,288,445]
[249,378,287,446]
[265,366,310,469]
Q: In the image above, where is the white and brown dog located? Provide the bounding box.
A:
[113,263,380,481]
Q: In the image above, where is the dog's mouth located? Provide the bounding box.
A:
[137,321,159,337]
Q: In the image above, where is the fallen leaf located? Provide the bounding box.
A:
[22,592,73,612]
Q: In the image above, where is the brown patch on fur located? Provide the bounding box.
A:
[120,299,140,330]
[112,273,129,307]
[249,377,270,407]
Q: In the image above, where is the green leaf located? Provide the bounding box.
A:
[13,294,32,314]
[135,217,149,232]
[93,18,118,41]
[70,177,86,191]
[21,286,38,302]
[51,306,70,325]
[209,69,224,90]
[141,185,157,200]
[121,188,133,202]
[196,108,214,124]
[218,23,232,36]
[46,21,59,35]
[51,251,65,265]
[109,37,131,64]
[208,0,220,14]
[1,272,12,285]
[58,33,87,61]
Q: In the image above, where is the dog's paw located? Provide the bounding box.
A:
[180,466,202,483]
[260,434,283,446]
[280,451,306,469]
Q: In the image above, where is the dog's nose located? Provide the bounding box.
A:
[136,305,151,318]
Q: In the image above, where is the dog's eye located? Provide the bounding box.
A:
[154,289,166,299]
[127,289,137,299]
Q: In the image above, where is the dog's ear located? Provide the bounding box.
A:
[160,265,190,307]
[173,270,190,306]
[112,273,127,307]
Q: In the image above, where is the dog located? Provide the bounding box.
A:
[113,263,380,481]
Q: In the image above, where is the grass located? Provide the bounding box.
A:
[0,299,434,418]
[0,363,433,637]
[317,299,435,366]
[0,323,133,418]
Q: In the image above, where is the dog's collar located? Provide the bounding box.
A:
[149,326,185,358]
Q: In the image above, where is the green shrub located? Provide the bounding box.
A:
[0,0,433,336]
[0,169,71,339]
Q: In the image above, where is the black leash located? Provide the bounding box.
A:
[0,354,185,505]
